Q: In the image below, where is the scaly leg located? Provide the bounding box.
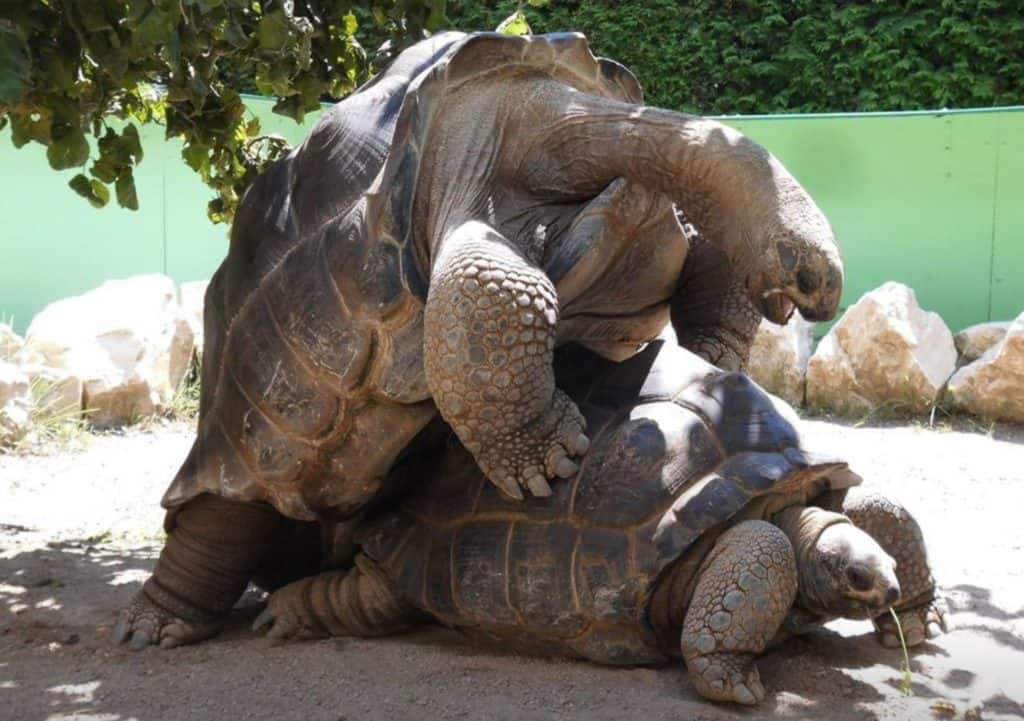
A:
[252,554,421,640]
[114,494,284,649]
[425,220,590,500]
[671,227,762,372]
[681,521,797,705]
[841,488,947,647]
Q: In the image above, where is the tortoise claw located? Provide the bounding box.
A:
[525,473,552,497]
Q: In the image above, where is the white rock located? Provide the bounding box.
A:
[21,275,195,427]
[946,312,1024,423]
[806,282,957,414]
[0,323,23,361]
[179,280,209,360]
[0,361,31,444]
[745,317,815,406]
[954,321,1011,366]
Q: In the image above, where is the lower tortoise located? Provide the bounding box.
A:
[252,339,946,705]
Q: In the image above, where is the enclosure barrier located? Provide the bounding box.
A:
[1,100,1021,335]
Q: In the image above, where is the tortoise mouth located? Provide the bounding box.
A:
[759,289,797,324]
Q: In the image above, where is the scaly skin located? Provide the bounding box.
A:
[841,488,948,647]
[425,221,589,499]
[113,494,284,649]
[253,555,418,640]
[681,521,798,705]
[671,228,762,372]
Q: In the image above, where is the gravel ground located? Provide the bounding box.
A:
[1,417,1022,721]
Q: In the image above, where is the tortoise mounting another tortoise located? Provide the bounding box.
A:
[115,29,843,649]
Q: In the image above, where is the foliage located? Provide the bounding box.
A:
[443,0,1024,115]
[0,0,446,223]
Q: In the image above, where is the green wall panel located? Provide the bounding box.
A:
[1,101,1021,337]
[991,112,1024,322]
[725,111,1008,335]
[0,125,165,330]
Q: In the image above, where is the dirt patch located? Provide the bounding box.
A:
[1,419,1023,721]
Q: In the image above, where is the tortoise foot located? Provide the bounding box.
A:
[252,577,324,641]
[113,589,222,650]
[474,388,589,500]
[687,653,767,705]
[876,597,948,648]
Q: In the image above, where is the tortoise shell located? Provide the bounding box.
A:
[360,339,860,663]
[162,32,654,523]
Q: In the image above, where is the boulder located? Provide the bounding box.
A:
[21,275,194,427]
[806,282,957,414]
[953,321,1011,366]
[745,317,815,406]
[0,323,23,361]
[179,280,209,360]
[0,361,31,444]
[946,312,1024,423]
[22,365,84,418]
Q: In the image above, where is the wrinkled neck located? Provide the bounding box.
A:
[773,506,851,613]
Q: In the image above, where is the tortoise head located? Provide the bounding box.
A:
[801,521,900,620]
[741,168,844,325]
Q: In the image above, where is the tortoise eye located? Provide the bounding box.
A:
[845,565,874,592]
[797,269,819,295]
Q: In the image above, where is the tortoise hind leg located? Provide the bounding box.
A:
[681,521,797,705]
[253,554,421,640]
[114,494,284,649]
[840,488,947,648]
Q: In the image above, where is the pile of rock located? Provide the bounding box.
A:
[3,273,1021,445]
[745,281,1024,424]
[0,275,208,445]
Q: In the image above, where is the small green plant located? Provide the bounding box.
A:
[889,608,914,697]
[14,376,91,454]
[167,377,201,422]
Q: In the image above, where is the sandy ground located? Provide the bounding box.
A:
[1,417,1023,721]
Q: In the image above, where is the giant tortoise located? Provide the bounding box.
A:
[253,339,945,705]
[115,30,843,648]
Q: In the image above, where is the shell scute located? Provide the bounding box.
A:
[261,237,373,389]
[676,372,800,454]
[424,528,458,620]
[508,522,585,636]
[571,401,722,528]
[224,297,338,439]
[573,527,633,623]
[451,520,518,626]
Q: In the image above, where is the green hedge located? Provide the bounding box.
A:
[440,0,1024,114]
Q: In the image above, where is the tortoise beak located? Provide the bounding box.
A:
[758,289,797,324]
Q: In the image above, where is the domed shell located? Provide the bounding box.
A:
[163,31,644,523]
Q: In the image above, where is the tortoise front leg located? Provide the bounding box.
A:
[252,554,420,640]
[670,231,762,372]
[114,494,284,649]
[424,220,590,500]
[841,488,948,647]
[681,521,797,705]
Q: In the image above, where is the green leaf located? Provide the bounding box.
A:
[47,128,90,170]
[256,12,291,51]
[182,142,210,174]
[0,22,30,106]
[68,174,110,208]
[526,0,550,7]
[115,172,139,210]
[496,10,531,36]
[122,124,144,164]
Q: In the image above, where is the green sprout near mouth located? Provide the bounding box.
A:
[889,608,914,696]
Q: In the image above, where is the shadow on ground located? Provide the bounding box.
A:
[3,530,1023,721]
